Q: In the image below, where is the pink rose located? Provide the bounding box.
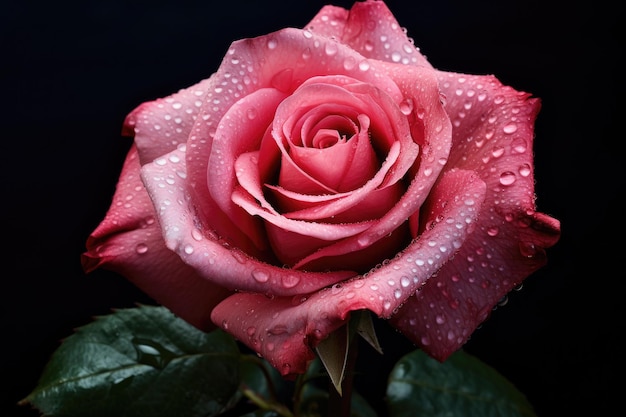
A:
[82,0,560,377]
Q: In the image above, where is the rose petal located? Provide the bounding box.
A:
[305,5,349,39]
[207,88,288,250]
[124,77,214,165]
[294,63,451,268]
[211,169,486,377]
[140,143,357,296]
[233,141,398,244]
[389,72,562,360]
[81,145,230,330]
[332,0,433,68]
[184,28,405,252]
[232,186,375,241]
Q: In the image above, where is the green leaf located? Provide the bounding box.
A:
[239,355,288,402]
[21,305,242,417]
[386,349,537,417]
[295,357,378,417]
[239,356,293,417]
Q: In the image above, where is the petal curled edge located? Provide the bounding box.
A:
[81,145,231,330]
[211,169,486,377]
[140,143,357,297]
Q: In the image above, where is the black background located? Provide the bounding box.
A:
[2,0,623,416]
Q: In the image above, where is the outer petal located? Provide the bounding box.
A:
[124,77,214,165]
[140,142,357,296]
[81,145,230,330]
[212,169,486,378]
[324,0,433,68]
[305,5,349,39]
[389,72,562,360]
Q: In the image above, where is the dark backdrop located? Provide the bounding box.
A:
[2,0,622,416]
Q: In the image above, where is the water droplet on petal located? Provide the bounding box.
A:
[357,235,371,247]
[487,226,499,236]
[499,171,516,186]
[343,56,356,70]
[491,146,505,158]
[518,163,532,177]
[246,108,257,120]
[252,269,270,283]
[399,98,414,115]
[324,42,338,56]
[191,229,203,241]
[503,123,518,134]
[135,243,148,254]
[281,274,300,288]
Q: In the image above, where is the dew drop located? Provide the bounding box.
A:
[499,171,516,186]
[324,42,338,56]
[518,163,531,177]
[252,269,270,283]
[191,229,203,241]
[135,243,148,254]
[343,56,356,70]
[267,39,277,49]
[503,123,518,134]
[512,139,527,153]
[184,244,194,254]
[491,146,505,158]
[358,60,370,71]
[281,274,300,288]
[246,108,257,120]
[132,338,176,369]
[487,226,499,236]
[399,98,414,115]
[231,249,247,264]
[357,235,371,247]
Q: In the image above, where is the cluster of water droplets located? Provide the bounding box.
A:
[438,73,535,192]
[308,4,428,68]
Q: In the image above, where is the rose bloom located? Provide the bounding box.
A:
[83,0,560,377]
